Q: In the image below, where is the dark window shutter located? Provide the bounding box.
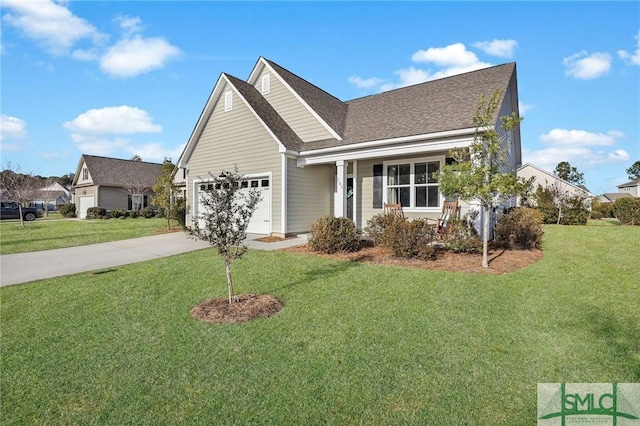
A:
[373,164,383,209]
[144,195,148,208]
[127,196,132,210]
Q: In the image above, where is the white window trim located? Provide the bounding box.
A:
[261,74,271,94]
[224,91,233,111]
[382,155,445,212]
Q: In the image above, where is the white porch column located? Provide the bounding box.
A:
[281,154,288,235]
[352,160,358,226]
[334,160,346,217]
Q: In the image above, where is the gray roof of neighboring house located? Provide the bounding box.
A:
[617,178,640,188]
[263,60,517,151]
[74,155,162,188]
[600,192,633,201]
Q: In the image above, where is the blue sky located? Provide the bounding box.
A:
[1,1,638,195]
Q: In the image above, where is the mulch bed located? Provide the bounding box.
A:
[191,294,283,324]
[281,244,543,275]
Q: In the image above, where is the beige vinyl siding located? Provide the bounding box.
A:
[98,187,129,210]
[287,160,334,233]
[254,68,334,143]
[185,82,282,231]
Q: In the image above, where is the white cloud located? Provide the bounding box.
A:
[100,35,181,78]
[69,134,132,157]
[519,102,534,116]
[347,75,386,89]
[350,42,493,93]
[115,15,143,36]
[123,142,185,163]
[0,114,27,141]
[523,128,629,173]
[411,43,480,67]
[472,39,518,58]
[563,51,612,79]
[618,29,640,66]
[540,128,623,146]
[63,106,162,135]
[1,0,107,55]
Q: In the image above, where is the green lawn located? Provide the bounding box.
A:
[0,217,178,254]
[1,225,638,424]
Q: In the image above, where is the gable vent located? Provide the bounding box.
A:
[224,91,233,111]
[261,74,271,94]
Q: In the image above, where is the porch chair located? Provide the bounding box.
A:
[427,199,459,239]
[383,203,404,218]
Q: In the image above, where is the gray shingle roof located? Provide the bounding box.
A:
[264,61,516,151]
[264,59,347,137]
[80,155,162,187]
[225,74,304,151]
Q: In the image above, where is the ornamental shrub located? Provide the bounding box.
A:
[86,207,107,220]
[140,207,156,218]
[129,210,140,219]
[308,216,361,254]
[111,208,127,219]
[445,217,482,253]
[364,212,407,247]
[58,203,76,218]
[385,218,437,260]
[613,197,640,225]
[495,207,544,250]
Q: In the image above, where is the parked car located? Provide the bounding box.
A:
[0,202,43,221]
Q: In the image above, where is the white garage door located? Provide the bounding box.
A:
[78,196,95,219]
[195,177,271,235]
[242,178,270,234]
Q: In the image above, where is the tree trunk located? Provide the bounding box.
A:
[482,206,490,268]
[18,205,25,228]
[225,260,235,304]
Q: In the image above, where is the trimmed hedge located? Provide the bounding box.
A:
[86,207,107,220]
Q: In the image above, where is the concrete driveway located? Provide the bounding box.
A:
[0,232,307,287]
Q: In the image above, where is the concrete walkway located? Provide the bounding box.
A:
[0,232,307,287]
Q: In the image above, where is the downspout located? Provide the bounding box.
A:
[281,153,287,236]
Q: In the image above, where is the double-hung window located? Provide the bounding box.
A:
[384,158,442,209]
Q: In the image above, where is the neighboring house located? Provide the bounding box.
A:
[176,57,522,236]
[599,192,633,203]
[517,163,594,205]
[617,178,640,197]
[71,155,162,218]
[31,182,71,211]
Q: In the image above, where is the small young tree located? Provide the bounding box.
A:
[436,90,532,268]
[0,163,39,228]
[189,169,261,304]
[152,158,177,230]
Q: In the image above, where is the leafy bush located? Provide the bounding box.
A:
[110,208,128,219]
[58,203,76,218]
[445,218,482,253]
[533,185,590,225]
[613,197,640,225]
[128,210,140,219]
[592,199,614,218]
[140,207,156,218]
[495,207,544,250]
[86,207,107,220]
[172,198,187,228]
[308,216,361,254]
[364,213,407,247]
[385,218,437,260]
[590,211,602,220]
